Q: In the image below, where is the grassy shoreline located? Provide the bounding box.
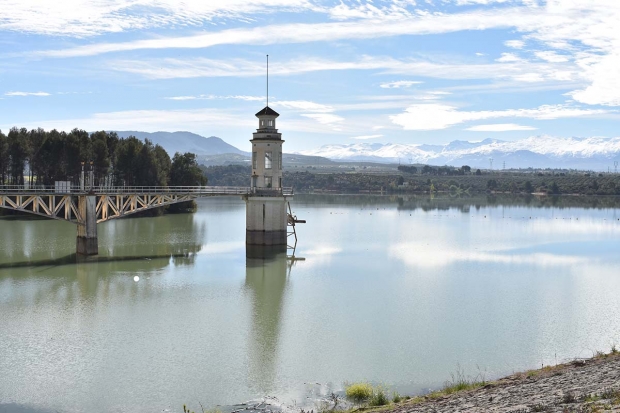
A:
[339,348,620,413]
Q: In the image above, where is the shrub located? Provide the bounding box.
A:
[369,388,389,406]
[345,382,373,403]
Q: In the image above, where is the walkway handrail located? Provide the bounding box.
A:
[0,185,294,196]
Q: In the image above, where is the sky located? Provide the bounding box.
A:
[0,0,619,152]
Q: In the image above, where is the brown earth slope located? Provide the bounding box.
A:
[388,354,620,413]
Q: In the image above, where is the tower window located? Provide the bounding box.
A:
[252,151,257,169]
[265,176,272,188]
[269,120,273,126]
[265,151,272,169]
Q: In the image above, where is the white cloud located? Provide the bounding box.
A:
[7,0,620,108]
[165,94,264,101]
[5,91,50,96]
[1,108,254,132]
[535,51,570,63]
[465,123,537,131]
[390,103,610,130]
[108,55,565,86]
[301,113,344,124]
[350,134,383,140]
[512,73,545,82]
[380,80,422,89]
[496,53,522,62]
[0,0,317,37]
[505,39,525,49]
[275,100,334,113]
[569,51,620,106]
[32,6,536,57]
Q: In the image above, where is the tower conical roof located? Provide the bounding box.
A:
[255,106,279,117]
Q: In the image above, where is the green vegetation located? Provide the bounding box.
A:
[368,388,389,407]
[0,127,205,216]
[441,366,487,395]
[0,127,205,188]
[201,164,620,196]
[345,382,374,403]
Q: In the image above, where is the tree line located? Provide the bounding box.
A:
[201,164,620,196]
[0,128,206,187]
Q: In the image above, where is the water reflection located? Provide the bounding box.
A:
[245,247,290,396]
[295,193,620,211]
[2,195,620,412]
[0,212,206,265]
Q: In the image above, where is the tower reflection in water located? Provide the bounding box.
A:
[244,246,301,397]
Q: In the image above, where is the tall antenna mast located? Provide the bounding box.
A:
[266,54,269,107]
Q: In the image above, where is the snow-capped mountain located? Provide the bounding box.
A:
[298,136,620,170]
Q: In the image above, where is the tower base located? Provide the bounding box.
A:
[246,244,287,259]
[246,230,287,246]
[244,195,288,247]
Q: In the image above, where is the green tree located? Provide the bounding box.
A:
[0,130,8,184]
[524,180,533,193]
[170,152,207,186]
[475,169,482,175]
[487,179,498,190]
[115,136,143,185]
[154,144,171,186]
[461,165,471,174]
[91,136,110,183]
[7,127,29,185]
[28,128,48,185]
[550,181,560,194]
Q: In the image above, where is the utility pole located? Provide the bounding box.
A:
[615,161,618,174]
[489,158,494,171]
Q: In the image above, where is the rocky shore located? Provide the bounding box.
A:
[388,353,620,413]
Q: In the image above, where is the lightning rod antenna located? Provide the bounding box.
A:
[266,54,269,107]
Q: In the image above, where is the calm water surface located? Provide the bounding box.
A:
[1,195,620,412]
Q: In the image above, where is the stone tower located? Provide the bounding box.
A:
[244,106,288,248]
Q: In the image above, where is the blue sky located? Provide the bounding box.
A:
[0,0,618,152]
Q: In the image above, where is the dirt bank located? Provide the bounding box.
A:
[388,354,620,413]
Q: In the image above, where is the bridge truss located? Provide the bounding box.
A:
[0,185,294,256]
[0,186,293,224]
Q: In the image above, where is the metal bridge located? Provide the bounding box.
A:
[0,185,294,255]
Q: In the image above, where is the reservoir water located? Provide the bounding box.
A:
[1,194,620,412]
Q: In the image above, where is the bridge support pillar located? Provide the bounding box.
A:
[76,195,98,256]
[244,195,287,251]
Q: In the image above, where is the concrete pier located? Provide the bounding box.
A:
[76,195,98,255]
[245,195,287,247]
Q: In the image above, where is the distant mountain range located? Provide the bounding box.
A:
[113,131,620,171]
[114,131,248,156]
[298,136,620,170]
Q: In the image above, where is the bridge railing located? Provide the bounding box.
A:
[0,185,294,196]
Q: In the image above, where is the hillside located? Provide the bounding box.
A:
[113,131,247,156]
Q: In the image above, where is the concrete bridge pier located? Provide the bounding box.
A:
[76,195,98,256]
